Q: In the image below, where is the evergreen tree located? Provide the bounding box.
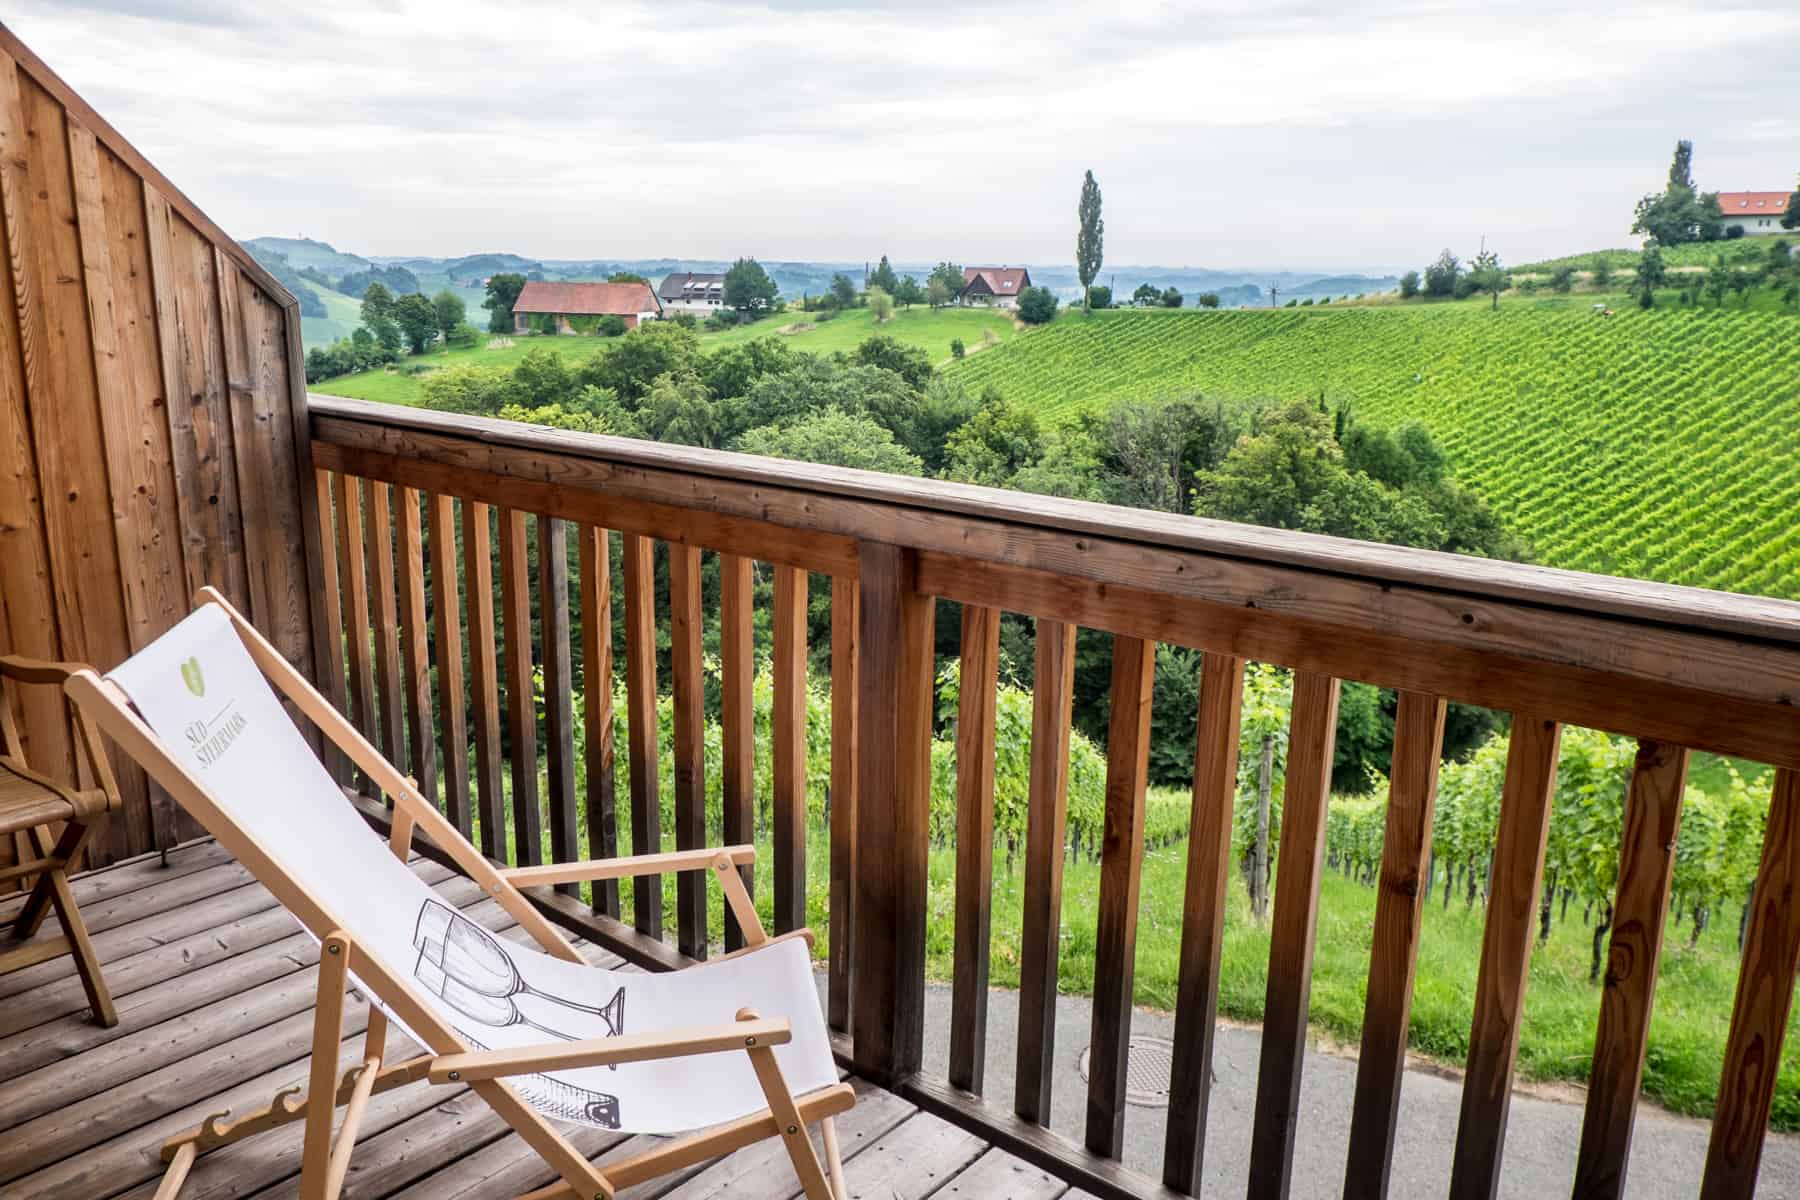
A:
[1076,169,1104,313]
[869,255,900,293]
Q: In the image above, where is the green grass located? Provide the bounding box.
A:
[309,304,1023,406]
[299,283,366,349]
[946,302,1800,599]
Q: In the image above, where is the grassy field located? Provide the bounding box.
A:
[309,304,1023,405]
[946,301,1800,599]
[299,283,366,348]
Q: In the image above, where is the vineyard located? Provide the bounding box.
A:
[946,304,1800,599]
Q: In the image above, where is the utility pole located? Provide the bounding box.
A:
[1268,283,1280,308]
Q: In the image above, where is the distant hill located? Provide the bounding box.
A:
[244,236,370,277]
[948,301,1800,600]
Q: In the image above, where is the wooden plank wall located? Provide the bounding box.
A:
[0,25,318,874]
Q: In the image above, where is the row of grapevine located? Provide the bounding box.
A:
[947,305,1800,600]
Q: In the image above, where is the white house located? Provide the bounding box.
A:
[657,272,727,313]
[960,266,1031,309]
[1717,191,1791,237]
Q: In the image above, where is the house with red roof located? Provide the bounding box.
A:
[960,266,1031,309]
[512,280,663,333]
[1717,191,1791,237]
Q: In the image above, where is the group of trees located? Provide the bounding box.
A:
[1631,140,1726,247]
[1399,245,1508,306]
[303,280,477,383]
[1129,282,1194,308]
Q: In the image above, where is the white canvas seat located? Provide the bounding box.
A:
[67,592,852,1200]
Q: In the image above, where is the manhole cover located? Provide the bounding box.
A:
[1076,1036,1175,1108]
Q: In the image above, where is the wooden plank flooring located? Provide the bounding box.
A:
[0,840,1063,1200]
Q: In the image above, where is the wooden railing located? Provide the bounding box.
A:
[306,393,1800,1200]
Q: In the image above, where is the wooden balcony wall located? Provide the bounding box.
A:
[0,25,321,875]
[309,394,1800,1200]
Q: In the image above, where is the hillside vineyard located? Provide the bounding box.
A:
[949,306,1800,599]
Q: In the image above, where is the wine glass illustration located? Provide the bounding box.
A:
[412,901,625,1052]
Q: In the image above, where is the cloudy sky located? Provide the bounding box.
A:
[9,1,1797,272]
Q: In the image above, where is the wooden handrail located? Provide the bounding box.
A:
[306,398,1800,1200]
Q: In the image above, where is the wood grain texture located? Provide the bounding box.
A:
[498,507,540,866]
[949,604,1001,1096]
[620,533,661,939]
[428,493,469,833]
[311,471,350,787]
[827,574,860,1029]
[333,474,376,768]
[397,487,437,803]
[461,501,504,858]
[669,542,707,957]
[1247,671,1341,1198]
[1701,767,1800,1200]
[1573,738,1688,1200]
[539,516,576,894]
[719,553,754,950]
[773,564,808,937]
[580,525,619,918]
[1085,634,1155,1159]
[1163,652,1246,1194]
[1449,714,1562,1200]
[1015,619,1077,1127]
[850,542,935,1085]
[1344,690,1447,1200]
[364,480,405,774]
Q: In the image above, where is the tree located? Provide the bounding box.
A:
[1784,178,1800,230]
[1468,248,1506,311]
[1016,286,1059,324]
[393,292,439,354]
[1076,169,1104,314]
[722,257,779,314]
[1549,264,1575,294]
[927,262,965,307]
[737,408,924,475]
[1590,256,1614,289]
[1632,245,1667,306]
[1422,249,1461,297]
[431,289,466,343]
[1398,270,1420,299]
[483,273,527,334]
[829,273,858,309]
[1160,286,1184,308]
[894,275,924,307]
[1196,292,1221,309]
[1632,140,1725,246]
[1086,284,1112,309]
[868,256,900,294]
[606,271,649,284]
[943,395,1045,486]
[866,285,895,323]
[851,335,932,389]
[1131,282,1159,306]
[926,277,954,308]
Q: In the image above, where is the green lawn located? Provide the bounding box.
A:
[299,284,366,349]
[308,304,1024,406]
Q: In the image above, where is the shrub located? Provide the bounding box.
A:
[950,338,965,359]
[597,314,628,337]
[1016,286,1059,324]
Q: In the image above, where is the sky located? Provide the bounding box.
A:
[9,0,1798,273]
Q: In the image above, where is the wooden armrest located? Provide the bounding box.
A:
[502,845,756,889]
[427,1015,791,1083]
[0,655,85,686]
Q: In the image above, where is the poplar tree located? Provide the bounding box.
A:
[1076,170,1104,313]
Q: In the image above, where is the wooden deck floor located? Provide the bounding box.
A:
[0,841,1080,1200]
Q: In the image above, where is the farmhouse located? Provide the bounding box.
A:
[658,271,727,312]
[960,266,1031,308]
[1717,191,1791,236]
[512,280,662,333]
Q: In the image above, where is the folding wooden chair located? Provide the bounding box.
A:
[67,589,851,1200]
[1,654,123,1028]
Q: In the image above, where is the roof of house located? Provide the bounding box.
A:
[962,267,1030,296]
[657,271,727,300]
[1717,191,1790,217]
[512,280,660,316]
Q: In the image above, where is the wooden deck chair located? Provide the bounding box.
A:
[1,653,123,1028]
[66,590,852,1200]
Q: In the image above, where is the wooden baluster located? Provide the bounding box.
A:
[1344,690,1447,1200]
[1449,714,1561,1200]
[396,487,437,806]
[462,500,505,860]
[1016,618,1078,1127]
[1248,671,1341,1198]
[334,473,375,793]
[720,553,755,951]
[621,533,662,940]
[580,525,620,917]
[364,480,405,779]
[827,575,860,1030]
[312,471,350,785]
[1701,767,1800,1200]
[773,565,808,937]
[1572,738,1688,1199]
[499,508,541,867]
[948,604,1000,1093]
[670,543,707,958]
[1086,634,1156,1159]
[540,517,577,894]
[850,543,934,1085]
[1163,653,1246,1194]
[428,494,470,835]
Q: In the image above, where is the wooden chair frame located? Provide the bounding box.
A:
[1,653,123,1028]
[66,589,852,1200]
